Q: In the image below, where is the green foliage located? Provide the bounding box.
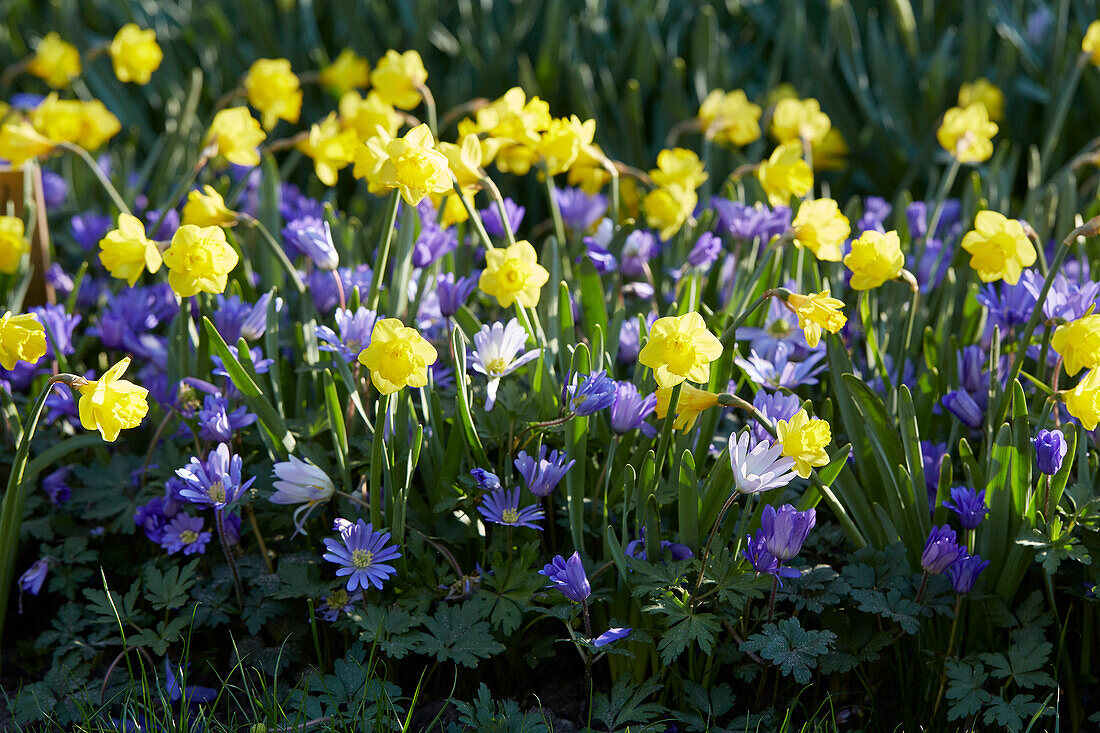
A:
[741,618,837,685]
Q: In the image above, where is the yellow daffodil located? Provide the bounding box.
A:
[438,133,484,189]
[377,124,452,205]
[162,224,239,297]
[643,184,697,241]
[958,78,1004,123]
[0,216,30,274]
[357,318,438,394]
[1052,313,1100,377]
[245,58,302,130]
[650,148,708,191]
[638,312,723,389]
[370,50,428,110]
[352,131,393,195]
[181,186,237,228]
[296,113,359,186]
[655,384,720,430]
[844,230,905,290]
[338,90,402,141]
[76,357,149,442]
[98,213,163,287]
[786,291,847,348]
[566,143,613,193]
[537,116,594,176]
[30,94,84,144]
[791,198,850,262]
[28,33,81,88]
[960,210,1036,285]
[776,409,831,478]
[205,108,266,167]
[0,120,56,167]
[0,311,47,370]
[109,24,162,84]
[698,89,762,147]
[812,128,849,171]
[937,103,998,164]
[458,87,550,174]
[76,100,122,151]
[1065,368,1100,430]
[478,240,550,308]
[769,97,831,146]
[320,49,371,96]
[1083,21,1100,66]
[757,142,813,206]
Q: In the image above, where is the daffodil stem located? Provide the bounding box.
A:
[454,181,494,250]
[895,270,920,393]
[148,149,213,239]
[366,191,401,312]
[239,214,307,294]
[482,174,518,249]
[369,393,390,528]
[542,167,568,252]
[0,376,64,654]
[994,216,1100,426]
[922,158,959,260]
[648,383,681,499]
[59,142,132,216]
[719,291,776,349]
[215,508,245,611]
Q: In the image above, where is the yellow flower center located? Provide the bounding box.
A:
[327,589,349,608]
[351,549,374,568]
[664,333,698,373]
[180,530,198,545]
[485,357,508,375]
[396,149,437,187]
[501,508,520,524]
[208,481,226,504]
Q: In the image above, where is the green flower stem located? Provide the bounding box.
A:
[0,375,65,653]
[245,503,274,575]
[238,214,307,295]
[148,149,214,240]
[719,290,777,350]
[369,392,391,528]
[366,191,401,311]
[932,594,965,719]
[417,83,438,140]
[453,181,494,250]
[895,269,921,392]
[648,383,682,500]
[482,174,519,249]
[58,142,131,215]
[993,216,1100,426]
[541,166,568,253]
[923,157,960,254]
[215,508,244,610]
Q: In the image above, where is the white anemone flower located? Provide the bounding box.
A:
[469,318,541,411]
[729,430,797,494]
[271,455,336,536]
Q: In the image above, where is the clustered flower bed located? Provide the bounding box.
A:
[2,5,1100,731]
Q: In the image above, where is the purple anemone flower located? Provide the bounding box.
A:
[539,551,591,602]
[478,487,545,530]
[322,519,401,592]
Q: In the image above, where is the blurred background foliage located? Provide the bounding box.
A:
[4,0,1100,209]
